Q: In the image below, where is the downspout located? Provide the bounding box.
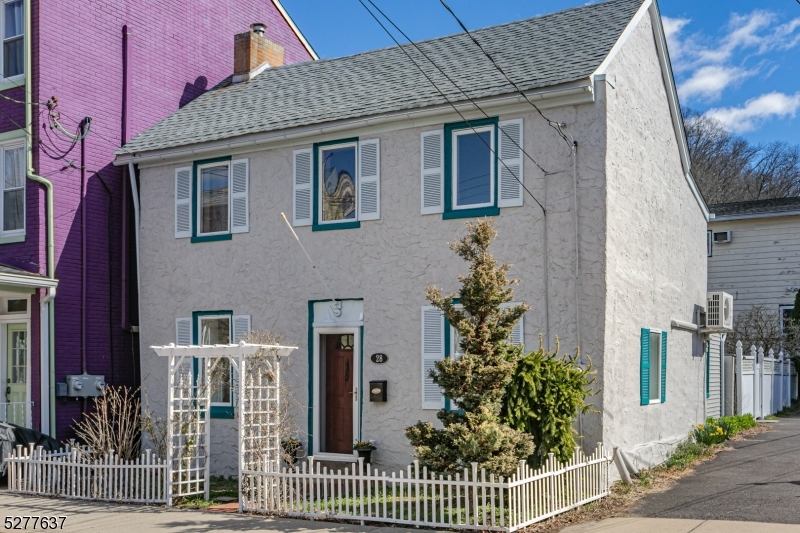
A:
[120,25,131,331]
[128,162,141,309]
[80,123,87,376]
[23,0,57,435]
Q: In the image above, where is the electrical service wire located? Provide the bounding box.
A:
[364,0,552,177]
[437,0,573,149]
[357,0,547,215]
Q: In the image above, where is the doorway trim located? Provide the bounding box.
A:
[0,310,31,427]
[307,299,363,460]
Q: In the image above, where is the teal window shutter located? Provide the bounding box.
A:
[640,328,650,405]
[661,331,668,403]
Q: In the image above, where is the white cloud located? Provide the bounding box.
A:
[667,10,800,106]
[662,16,690,61]
[678,65,755,101]
[705,92,800,133]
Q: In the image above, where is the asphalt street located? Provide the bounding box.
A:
[630,416,800,524]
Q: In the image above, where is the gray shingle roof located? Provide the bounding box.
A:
[118,0,643,156]
[710,197,800,218]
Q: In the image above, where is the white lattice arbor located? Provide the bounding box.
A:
[151,341,297,509]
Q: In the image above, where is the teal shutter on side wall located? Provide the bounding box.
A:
[661,331,668,403]
[640,328,650,405]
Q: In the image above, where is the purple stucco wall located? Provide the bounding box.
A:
[0,0,312,438]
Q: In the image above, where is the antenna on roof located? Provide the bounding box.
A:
[280,213,342,317]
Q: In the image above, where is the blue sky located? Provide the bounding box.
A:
[282,0,800,146]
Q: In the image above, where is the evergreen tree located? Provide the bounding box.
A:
[405,220,534,477]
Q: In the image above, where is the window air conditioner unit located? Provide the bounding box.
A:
[705,292,733,331]
[713,231,732,243]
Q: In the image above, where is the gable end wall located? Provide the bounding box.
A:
[601,11,707,470]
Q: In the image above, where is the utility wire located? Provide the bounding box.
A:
[437,0,572,148]
[364,0,552,178]
[357,0,546,214]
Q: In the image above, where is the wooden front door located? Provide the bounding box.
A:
[324,333,354,454]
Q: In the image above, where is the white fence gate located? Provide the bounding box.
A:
[6,445,167,504]
[242,445,611,532]
[735,341,797,419]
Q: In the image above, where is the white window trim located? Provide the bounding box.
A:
[317,141,359,226]
[0,139,25,237]
[198,314,233,407]
[451,125,495,210]
[196,161,231,237]
[0,0,23,83]
[311,325,360,459]
[648,328,663,405]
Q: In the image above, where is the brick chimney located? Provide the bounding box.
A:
[233,23,285,83]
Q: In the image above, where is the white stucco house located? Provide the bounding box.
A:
[115,0,713,476]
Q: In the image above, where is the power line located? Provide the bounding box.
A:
[437,0,572,147]
[357,0,546,214]
[364,0,553,177]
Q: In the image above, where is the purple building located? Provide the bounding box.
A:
[0,0,315,438]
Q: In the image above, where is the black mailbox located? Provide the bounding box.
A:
[369,380,387,402]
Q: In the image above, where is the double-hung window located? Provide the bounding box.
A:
[0,140,24,240]
[640,328,667,405]
[1,0,23,80]
[174,157,249,242]
[452,126,494,210]
[421,118,524,218]
[176,311,251,418]
[200,315,232,407]
[292,137,381,230]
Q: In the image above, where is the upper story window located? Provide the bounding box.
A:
[2,0,23,79]
[320,142,357,223]
[292,138,381,231]
[421,118,524,219]
[198,162,230,236]
[452,126,494,210]
[174,157,249,242]
[1,141,24,237]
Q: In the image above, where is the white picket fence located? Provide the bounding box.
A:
[242,444,610,532]
[5,445,167,504]
[737,342,797,419]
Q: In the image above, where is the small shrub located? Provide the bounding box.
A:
[692,421,728,445]
[663,441,710,470]
[717,414,756,435]
[71,386,141,461]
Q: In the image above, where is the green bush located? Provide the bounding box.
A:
[500,336,595,467]
[717,414,756,435]
[663,441,712,470]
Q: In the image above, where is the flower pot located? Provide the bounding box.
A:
[355,446,376,464]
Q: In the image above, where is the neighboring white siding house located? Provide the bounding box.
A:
[708,198,800,325]
[117,0,710,477]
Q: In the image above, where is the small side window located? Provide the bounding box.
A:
[707,230,712,257]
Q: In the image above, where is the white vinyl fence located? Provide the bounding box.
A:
[6,445,167,504]
[736,342,797,419]
[242,444,610,532]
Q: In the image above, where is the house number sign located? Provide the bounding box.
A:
[370,353,388,364]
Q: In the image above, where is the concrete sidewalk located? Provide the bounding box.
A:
[562,517,800,532]
[0,492,431,532]
[4,493,800,533]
